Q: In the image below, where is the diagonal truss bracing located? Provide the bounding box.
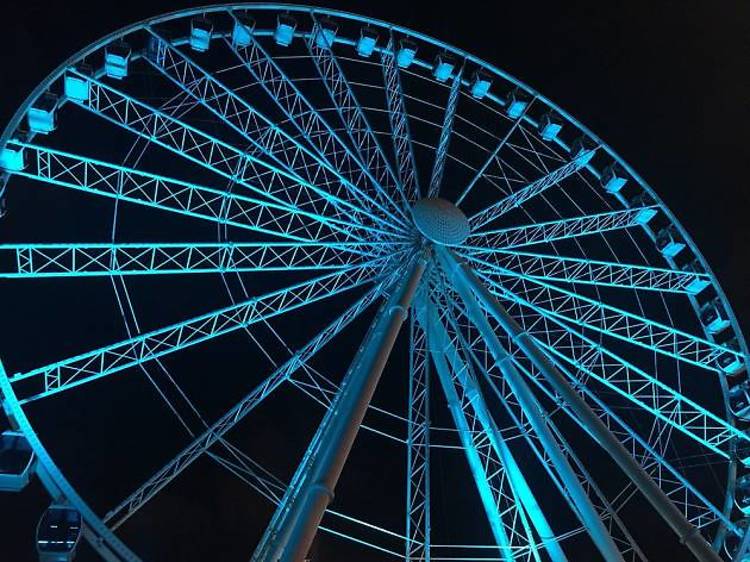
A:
[477,271,748,457]
[406,314,432,561]
[427,67,463,198]
[306,19,406,210]
[381,33,422,204]
[10,259,389,402]
[0,242,379,278]
[103,278,393,529]
[469,151,596,231]
[486,270,741,372]
[466,249,710,294]
[223,27,409,224]
[464,207,658,250]
[67,70,385,243]
[145,30,405,237]
[4,141,338,243]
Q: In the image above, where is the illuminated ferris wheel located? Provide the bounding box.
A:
[0,5,748,562]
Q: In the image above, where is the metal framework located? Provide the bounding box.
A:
[0,5,747,562]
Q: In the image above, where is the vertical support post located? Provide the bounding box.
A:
[406,313,431,561]
[435,246,625,562]
[252,253,427,562]
[437,246,723,562]
[418,295,516,562]
[422,294,566,562]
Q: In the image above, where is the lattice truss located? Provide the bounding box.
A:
[0,6,747,562]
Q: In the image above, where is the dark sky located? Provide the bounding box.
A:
[1,1,749,561]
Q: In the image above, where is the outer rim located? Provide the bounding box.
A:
[0,2,745,557]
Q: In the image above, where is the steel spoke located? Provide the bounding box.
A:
[481,270,742,372]
[0,241,382,278]
[478,271,748,457]
[104,278,392,529]
[145,29,406,236]
[465,249,710,294]
[406,315,431,561]
[3,141,340,243]
[381,32,422,204]
[306,17,406,210]
[463,207,658,250]
[10,260,388,402]
[67,70,385,242]
[455,99,534,206]
[223,21,409,224]
[428,67,463,198]
[252,251,425,562]
[469,150,596,231]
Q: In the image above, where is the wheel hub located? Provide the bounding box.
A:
[411,198,470,245]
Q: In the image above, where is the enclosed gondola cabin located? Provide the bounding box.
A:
[505,88,530,119]
[433,54,456,82]
[396,39,417,68]
[700,297,731,334]
[314,17,337,48]
[232,14,255,47]
[274,14,297,47]
[0,430,35,492]
[190,17,213,52]
[27,93,59,134]
[470,70,491,99]
[356,27,378,57]
[104,42,131,79]
[539,111,563,141]
[36,505,82,562]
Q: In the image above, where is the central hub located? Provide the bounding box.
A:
[411,198,470,245]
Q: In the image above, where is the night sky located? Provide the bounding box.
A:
[1,1,750,561]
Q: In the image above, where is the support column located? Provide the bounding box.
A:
[436,246,722,562]
[435,246,624,562]
[252,252,427,562]
[420,295,567,562]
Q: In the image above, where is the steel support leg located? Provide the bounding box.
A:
[435,246,625,562]
[252,253,427,562]
[436,246,722,562]
[420,295,567,562]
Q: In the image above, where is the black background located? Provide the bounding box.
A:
[1,1,749,561]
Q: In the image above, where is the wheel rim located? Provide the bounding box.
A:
[0,5,747,561]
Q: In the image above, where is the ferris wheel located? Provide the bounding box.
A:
[0,4,748,562]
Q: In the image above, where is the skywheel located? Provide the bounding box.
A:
[0,5,748,562]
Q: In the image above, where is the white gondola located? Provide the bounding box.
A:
[470,70,491,99]
[627,192,657,225]
[0,430,35,492]
[0,144,25,172]
[232,13,255,47]
[314,17,337,48]
[700,297,730,334]
[397,39,417,68]
[571,136,596,165]
[274,14,297,47]
[28,93,59,134]
[729,377,750,420]
[601,163,627,193]
[655,225,685,258]
[190,17,213,52]
[717,337,744,375]
[433,53,456,82]
[505,88,529,119]
[539,111,562,141]
[679,259,710,294]
[356,27,378,57]
[36,505,82,562]
[104,42,131,79]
